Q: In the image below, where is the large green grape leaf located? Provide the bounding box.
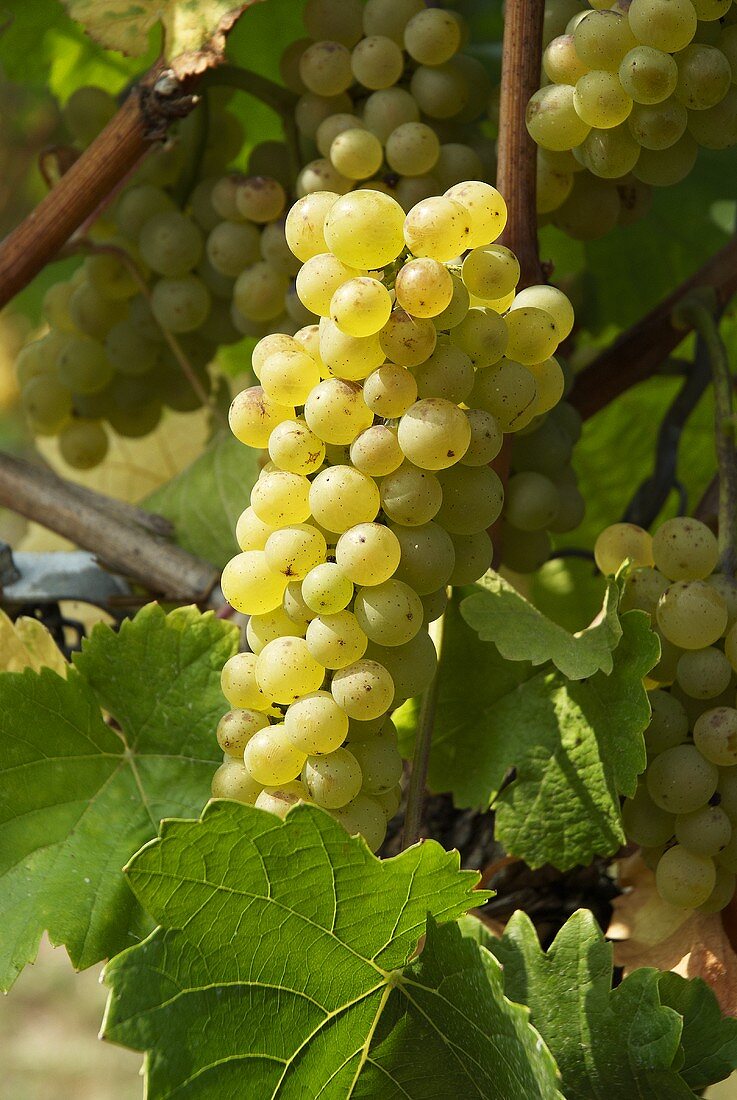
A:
[487,909,737,1098]
[657,972,737,1093]
[460,572,622,678]
[144,432,256,569]
[396,603,658,868]
[0,603,236,991]
[103,800,562,1098]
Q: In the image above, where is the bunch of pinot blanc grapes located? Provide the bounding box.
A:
[213,180,575,849]
[596,517,737,911]
[529,0,737,239]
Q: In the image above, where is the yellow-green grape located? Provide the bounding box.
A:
[628,0,697,53]
[718,826,737,872]
[233,261,288,322]
[644,689,689,757]
[354,579,423,646]
[403,196,472,262]
[385,122,440,177]
[299,40,353,97]
[330,277,392,337]
[362,87,420,143]
[553,172,621,240]
[259,349,321,407]
[593,522,654,575]
[380,309,438,367]
[461,411,503,467]
[548,480,586,535]
[650,629,682,684]
[246,607,302,654]
[85,248,139,302]
[366,630,438,698]
[244,725,307,785]
[656,581,728,650]
[647,743,719,813]
[349,731,403,794]
[656,844,716,908]
[250,469,311,526]
[285,191,340,261]
[413,340,474,405]
[526,85,592,152]
[206,219,259,278]
[421,586,449,623]
[324,190,405,268]
[528,357,566,416]
[389,521,455,595]
[707,575,737,634]
[58,420,109,470]
[309,465,380,531]
[632,132,699,185]
[255,637,325,704]
[315,113,364,158]
[543,34,590,85]
[264,524,327,581]
[55,335,112,395]
[536,155,575,216]
[138,211,203,277]
[351,34,404,90]
[295,252,364,317]
[504,306,560,366]
[297,157,354,198]
[694,707,737,766]
[304,378,374,445]
[305,610,368,669]
[284,690,349,755]
[652,516,719,581]
[504,472,561,532]
[254,780,308,818]
[221,651,275,711]
[103,320,158,377]
[283,581,318,627]
[686,86,737,151]
[462,245,520,301]
[675,804,732,856]
[403,7,460,65]
[235,507,275,552]
[451,308,508,368]
[346,713,390,742]
[619,45,678,105]
[615,565,667,613]
[573,10,636,70]
[217,708,270,757]
[578,123,641,178]
[330,128,384,180]
[380,463,443,525]
[373,783,403,819]
[331,658,395,719]
[303,747,362,807]
[211,761,263,803]
[150,274,211,332]
[69,279,127,338]
[395,398,470,471]
[394,257,453,319]
[363,364,418,418]
[332,792,388,849]
[676,647,732,700]
[350,425,404,477]
[335,522,402,586]
[221,550,287,615]
[437,465,505,535]
[268,419,325,475]
[431,274,470,331]
[318,317,385,380]
[470,359,537,432]
[573,70,633,128]
[622,781,675,846]
[301,562,354,614]
[628,99,688,150]
[296,93,358,141]
[362,0,424,44]
[304,0,363,44]
[697,864,736,913]
[718,767,737,820]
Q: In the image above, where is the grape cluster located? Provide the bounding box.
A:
[213,181,575,848]
[530,0,737,239]
[15,86,246,468]
[596,517,737,912]
[282,0,495,209]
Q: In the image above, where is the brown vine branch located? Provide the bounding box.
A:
[569,234,737,420]
[0,453,220,604]
[496,0,545,289]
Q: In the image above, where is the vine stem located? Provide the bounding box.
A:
[673,294,737,575]
[402,612,445,849]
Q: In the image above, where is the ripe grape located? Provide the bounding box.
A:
[655,844,716,908]
[303,747,362,807]
[647,743,718,812]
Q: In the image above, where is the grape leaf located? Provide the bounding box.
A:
[658,972,737,1093]
[103,800,563,1098]
[397,603,658,868]
[0,603,237,991]
[460,572,622,679]
[0,609,67,675]
[144,432,257,569]
[488,909,698,1099]
[62,0,252,61]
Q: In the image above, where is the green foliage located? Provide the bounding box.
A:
[0,604,236,991]
[658,973,737,1092]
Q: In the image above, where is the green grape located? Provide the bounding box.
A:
[233,262,289,322]
[526,85,592,151]
[451,308,508,369]
[330,277,392,338]
[255,637,326,704]
[299,39,354,97]
[330,128,384,180]
[365,631,437,699]
[543,34,590,85]
[331,658,395,720]
[189,178,221,233]
[84,247,138,301]
[633,132,699,185]
[335,522,402,586]
[717,825,737,871]
[675,803,732,855]
[229,386,294,450]
[285,191,340,262]
[348,731,403,794]
[244,725,307,786]
[58,419,108,469]
[264,524,327,581]
[554,173,621,240]
[251,468,311,526]
[470,359,537,432]
[628,98,688,150]
[412,340,474,406]
[697,864,736,912]
[676,647,732,700]
[104,320,158,377]
[392,175,441,214]
[296,252,363,317]
[647,743,719,813]
[656,581,728,649]
[462,244,520,301]
[628,0,698,53]
[217,708,270,757]
[305,610,368,669]
[221,651,275,711]
[316,112,365,157]
[505,307,560,366]
[362,0,423,43]
[380,463,443,526]
[578,123,641,177]
[21,374,72,434]
[622,782,675,846]
[211,760,263,803]
[295,93,353,141]
[55,335,113,395]
[301,562,354,614]
[15,334,62,388]
[694,707,737,766]
[69,280,125,339]
[350,425,404,477]
[363,364,417,419]
[573,10,636,70]
[403,196,472,262]
[305,0,364,45]
[403,8,461,65]
[108,399,162,438]
[297,157,353,198]
[504,472,561,532]
[528,357,566,416]
[254,781,308,818]
[318,317,384,380]
[674,43,731,110]
[687,86,737,149]
[449,531,493,585]
[574,70,633,128]
[303,747,362,807]
[331,792,388,850]
[652,516,718,581]
[206,220,261,277]
[260,221,301,276]
[422,586,450,623]
[380,309,438,367]
[618,45,678,105]
[548,482,585,534]
[437,464,504,535]
[221,550,288,615]
[63,85,116,144]
[397,398,471,471]
[324,190,406,268]
[389,521,455,595]
[283,690,349,755]
[693,0,731,16]
[432,143,485,192]
[708,575,737,634]
[513,419,573,472]
[351,34,405,90]
[644,689,689,757]
[309,465,380,532]
[354,579,423,646]
[431,274,470,331]
[363,90,419,146]
[718,766,737,820]
[656,843,716,908]
[536,155,574,215]
[385,122,441,178]
[150,274,210,332]
[374,784,403,820]
[246,607,302,653]
[304,378,374,445]
[260,348,321,406]
[650,629,682,684]
[508,285,575,340]
[394,258,453,320]
[138,211,202,277]
[593,522,654,576]
[670,680,735,727]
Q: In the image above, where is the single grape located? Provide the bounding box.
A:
[301,561,354,614]
[413,340,474,405]
[303,747,362,807]
[246,607,302,654]
[211,761,263,804]
[331,792,388,850]
[285,191,340,261]
[469,359,537,432]
[268,418,326,475]
[309,465,380,532]
[354,579,424,646]
[324,190,406,268]
[451,308,508,368]
[644,690,689,757]
[397,398,471,471]
[335,523,402,586]
[594,523,654,576]
[403,196,472,262]
[58,420,109,469]
[394,257,453,319]
[622,782,675,847]
[221,651,275,711]
[526,85,592,152]
[380,310,438,367]
[694,707,737,766]
[251,468,311,526]
[365,630,438,699]
[254,780,308,819]
[330,277,392,337]
[656,844,716,908]
[256,637,326,704]
[380,463,443,526]
[139,211,203,277]
[437,464,504,535]
[284,690,349,755]
[627,0,697,54]
[390,521,455,595]
[244,725,307,786]
[675,804,732,855]
[350,425,405,477]
[235,507,276,552]
[697,864,736,913]
[652,517,718,581]
[304,378,374,445]
[221,551,288,615]
[656,581,728,650]
[647,743,719,813]
[217,708,270,757]
[305,610,368,669]
[331,658,395,720]
[676,647,732,700]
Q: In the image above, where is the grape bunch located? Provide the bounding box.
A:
[15,86,246,468]
[213,180,575,849]
[282,0,495,209]
[530,0,737,239]
[596,516,737,912]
